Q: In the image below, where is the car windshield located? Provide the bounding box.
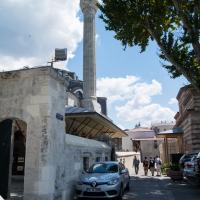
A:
[88,163,118,173]
[180,153,197,162]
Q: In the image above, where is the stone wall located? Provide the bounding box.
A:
[66,92,80,107]
[0,67,67,200]
[0,67,111,200]
[116,151,140,175]
[175,85,200,153]
[140,141,161,160]
[62,134,111,199]
[122,135,133,151]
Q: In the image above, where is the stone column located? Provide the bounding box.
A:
[80,0,100,112]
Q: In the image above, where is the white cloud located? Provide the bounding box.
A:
[96,34,101,46]
[116,123,125,130]
[97,76,161,105]
[168,98,178,105]
[97,76,139,103]
[97,76,175,127]
[0,0,82,71]
[116,103,175,127]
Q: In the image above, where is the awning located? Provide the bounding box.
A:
[65,106,127,138]
[156,127,184,163]
[132,138,163,141]
[156,127,183,138]
[126,128,156,140]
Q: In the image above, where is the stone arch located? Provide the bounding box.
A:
[0,107,34,124]
[72,88,83,99]
[0,118,27,199]
[0,107,36,199]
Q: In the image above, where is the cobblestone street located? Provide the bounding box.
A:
[123,165,200,200]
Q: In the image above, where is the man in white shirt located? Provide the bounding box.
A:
[155,156,162,176]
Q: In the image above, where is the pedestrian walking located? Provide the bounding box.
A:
[155,156,162,176]
[143,157,149,176]
[149,157,155,176]
[133,156,140,175]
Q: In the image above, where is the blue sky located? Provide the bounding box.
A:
[68,10,188,129]
[0,0,188,129]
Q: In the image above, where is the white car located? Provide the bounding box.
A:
[75,161,130,199]
[183,155,197,177]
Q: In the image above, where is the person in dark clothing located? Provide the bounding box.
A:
[143,157,149,176]
[149,157,155,176]
[133,156,140,175]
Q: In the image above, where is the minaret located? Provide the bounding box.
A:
[80,0,100,112]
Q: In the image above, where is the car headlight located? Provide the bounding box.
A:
[107,178,119,185]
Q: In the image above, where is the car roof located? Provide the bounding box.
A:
[182,153,198,158]
[95,161,119,164]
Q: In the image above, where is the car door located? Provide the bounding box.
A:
[119,163,129,189]
[194,152,200,174]
[122,164,129,186]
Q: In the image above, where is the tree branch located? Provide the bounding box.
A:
[146,23,200,91]
[172,0,200,62]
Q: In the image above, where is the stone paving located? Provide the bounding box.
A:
[124,164,200,200]
[5,164,200,200]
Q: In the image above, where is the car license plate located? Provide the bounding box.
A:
[87,188,101,192]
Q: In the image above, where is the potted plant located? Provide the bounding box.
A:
[161,163,170,175]
[167,164,183,181]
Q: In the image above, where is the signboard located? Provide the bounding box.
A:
[56,113,64,121]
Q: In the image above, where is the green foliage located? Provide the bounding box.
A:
[98,0,200,90]
[161,163,170,175]
[170,163,180,171]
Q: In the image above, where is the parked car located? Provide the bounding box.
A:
[183,154,197,177]
[183,152,200,184]
[192,152,200,182]
[75,161,130,199]
[179,153,198,170]
[194,152,200,173]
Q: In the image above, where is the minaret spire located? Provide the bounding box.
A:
[80,0,100,111]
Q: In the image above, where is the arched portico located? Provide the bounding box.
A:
[0,118,27,199]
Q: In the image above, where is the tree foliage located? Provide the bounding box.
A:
[98,0,200,90]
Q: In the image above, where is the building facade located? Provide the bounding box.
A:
[0,67,115,200]
[0,1,127,199]
[151,121,175,134]
[151,121,177,163]
[175,85,200,153]
[122,128,161,161]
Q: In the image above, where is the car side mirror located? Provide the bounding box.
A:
[120,169,126,174]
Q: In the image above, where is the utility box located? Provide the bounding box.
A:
[55,48,67,61]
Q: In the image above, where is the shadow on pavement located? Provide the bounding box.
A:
[123,175,200,200]
[74,176,200,200]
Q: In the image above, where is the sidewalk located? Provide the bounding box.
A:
[130,163,151,176]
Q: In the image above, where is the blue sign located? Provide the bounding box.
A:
[56,113,64,121]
